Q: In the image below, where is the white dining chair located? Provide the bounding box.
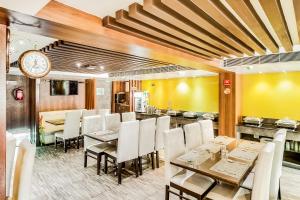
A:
[104,121,140,184]
[183,122,203,151]
[138,118,156,175]
[55,110,81,153]
[6,132,16,196]
[97,109,110,130]
[164,128,215,200]
[82,115,110,175]
[105,113,121,131]
[122,112,136,122]
[10,139,36,200]
[155,116,170,168]
[198,120,214,144]
[82,109,97,118]
[205,142,275,200]
[241,129,286,200]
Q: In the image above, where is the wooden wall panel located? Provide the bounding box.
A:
[85,79,96,110]
[39,79,85,112]
[6,75,30,130]
[0,24,7,200]
[111,81,125,113]
[219,72,236,137]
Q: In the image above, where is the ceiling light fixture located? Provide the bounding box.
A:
[99,66,104,70]
[76,62,81,68]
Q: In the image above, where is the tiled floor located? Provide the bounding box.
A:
[31,146,300,200]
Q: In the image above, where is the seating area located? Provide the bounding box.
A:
[2,1,300,200]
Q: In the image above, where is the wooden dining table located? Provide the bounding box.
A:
[84,130,119,142]
[171,136,265,187]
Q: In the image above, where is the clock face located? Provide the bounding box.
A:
[19,50,51,79]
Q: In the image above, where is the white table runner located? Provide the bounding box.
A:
[210,159,250,179]
[238,140,265,152]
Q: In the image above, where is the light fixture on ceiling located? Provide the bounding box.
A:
[18,40,25,45]
[246,66,253,70]
[76,62,81,68]
[99,66,104,70]
[85,65,96,70]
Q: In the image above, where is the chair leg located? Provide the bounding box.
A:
[117,163,122,184]
[134,158,139,178]
[84,151,87,167]
[104,155,108,174]
[179,191,183,200]
[165,185,170,200]
[156,150,160,168]
[151,152,155,170]
[64,140,67,153]
[138,156,143,175]
[278,179,281,199]
[77,137,80,149]
[97,154,101,175]
[55,137,57,149]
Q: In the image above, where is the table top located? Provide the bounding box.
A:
[84,130,119,142]
[171,136,264,186]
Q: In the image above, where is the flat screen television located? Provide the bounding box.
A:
[50,80,78,96]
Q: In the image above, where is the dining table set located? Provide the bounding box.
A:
[172,136,265,187]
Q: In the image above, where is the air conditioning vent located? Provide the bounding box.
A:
[223,51,300,67]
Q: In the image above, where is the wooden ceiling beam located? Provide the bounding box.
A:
[161,0,254,56]
[190,0,266,54]
[116,10,220,58]
[294,0,300,41]
[258,0,293,51]
[102,16,218,63]
[226,0,279,53]
[128,3,229,57]
[143,0,243,57]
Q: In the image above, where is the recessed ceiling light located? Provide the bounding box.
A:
[86,65,96,70]
[246,66,253,70]
[18,40,24,45]
[76,62,81,68]
[99,66,104,70]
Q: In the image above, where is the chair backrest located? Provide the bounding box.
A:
[163,128,186,184]
[105,113,121,131]
[97,109,110,130]
[198,120,214,144]
[6,132,16,196]
[155,116,171,151]
[269,129,287,200]
[82,109,97,118]
[63,110,81,139]
[139,118,156,157]
[122,112,136,122]
[184,122,203,151]
[251,142,275,200]
[117,121,139,163]
[12,139,36,200]
[82,115,103,135]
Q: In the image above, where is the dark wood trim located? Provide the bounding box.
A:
[29,79,40,145]
[0,24,7,200]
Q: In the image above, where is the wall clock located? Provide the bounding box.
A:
[18,50,51,79]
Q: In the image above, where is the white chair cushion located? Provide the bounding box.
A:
[87,143,111,154]
[104,146,117,158]
[241,172,254,190]
[171,170,214,196]
[205,183,250,200]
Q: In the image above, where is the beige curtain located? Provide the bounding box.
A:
[85,79,96,110]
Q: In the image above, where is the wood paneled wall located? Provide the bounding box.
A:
[0,24,7,200]
[6,75,30,130]
[111,81,125,113]
[219,72,236,137]
[85,79,96,110]
[39,79,85,112]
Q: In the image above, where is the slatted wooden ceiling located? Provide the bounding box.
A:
[36,40,174,74]
[102,0,300,60]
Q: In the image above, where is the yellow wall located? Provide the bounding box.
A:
[240,72,300,120]
[142,76,219,112]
